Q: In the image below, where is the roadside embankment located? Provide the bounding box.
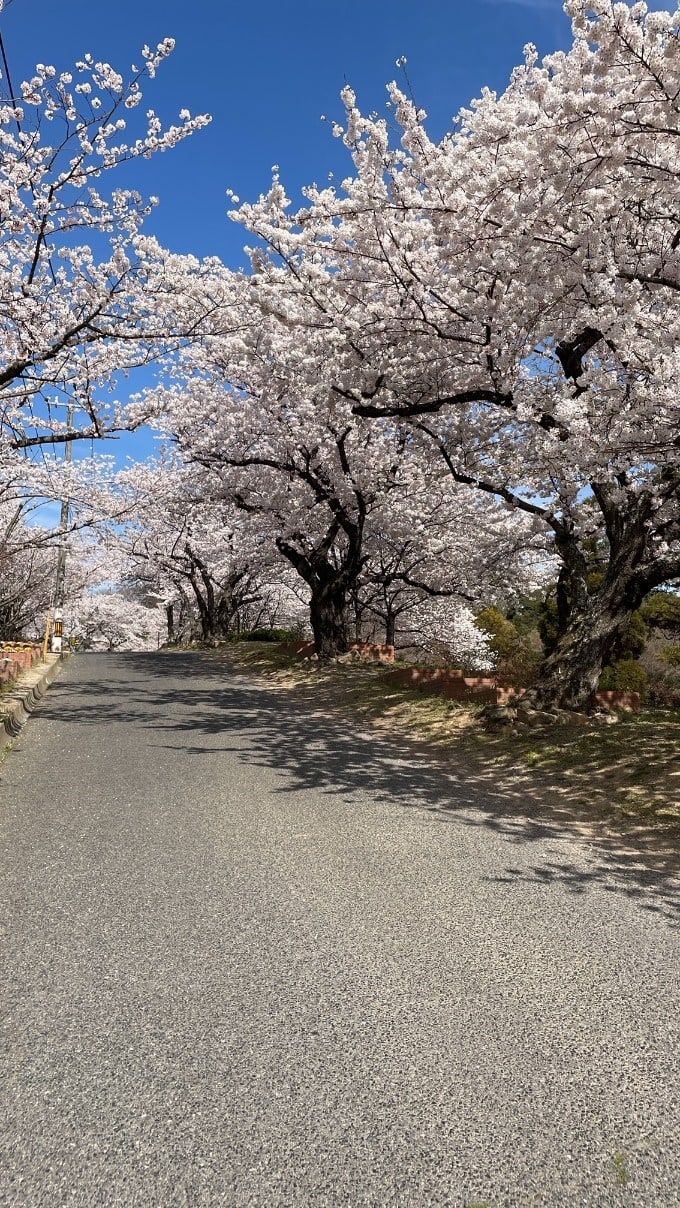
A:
[1,653,65,742]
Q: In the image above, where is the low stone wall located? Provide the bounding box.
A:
[279,641,396,663]
[347,642,396,663]
[0,644,43,685]
[275,645,641,711]
[383,666,520,706]
[278,641,315,659]
[594,690,641,712]
[383,666,640,711]
[1,653,64,740]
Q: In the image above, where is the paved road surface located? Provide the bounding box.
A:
[1,652,679,1207]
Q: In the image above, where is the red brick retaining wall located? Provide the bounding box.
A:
[383,666,640,711]
[279,641,396,663]
[0,644,43,685]
[594,690,641,712]
[276,644,640,711]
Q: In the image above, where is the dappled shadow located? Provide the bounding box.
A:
[34,651,680,926]
[485,859,679,923]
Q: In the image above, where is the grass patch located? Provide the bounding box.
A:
[490,711,680,827]
[612,1152,630,1187]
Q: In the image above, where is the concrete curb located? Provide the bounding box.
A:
[1,654,66,742]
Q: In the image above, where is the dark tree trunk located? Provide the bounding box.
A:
[276,528,362,660]
[186,547,220,642]
[226,431,369,658]
[525,592,641,711]
[191,590,218,642]
[166,603,175,643]
[216,594,235,639]
[385,608,397,648]
[525,499,663,711]
[174,591,192,644]
[309,584,350,658]
[215,571,259,639]
[348,585,363,643]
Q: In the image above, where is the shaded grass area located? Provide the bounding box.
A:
[180,643,680,865]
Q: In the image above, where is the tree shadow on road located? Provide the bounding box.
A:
[39,652,680,927]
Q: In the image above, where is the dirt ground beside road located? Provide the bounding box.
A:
[184,643,680,875]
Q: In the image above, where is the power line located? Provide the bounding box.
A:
[0,16,59,287]
[0,0,21,102]
[0,28,17,105]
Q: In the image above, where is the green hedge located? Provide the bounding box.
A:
[598,658,649,700]
[231,628,303,643]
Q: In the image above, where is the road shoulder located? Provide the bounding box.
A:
[1,653,66,743]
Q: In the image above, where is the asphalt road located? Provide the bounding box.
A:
[1,652,679,1207]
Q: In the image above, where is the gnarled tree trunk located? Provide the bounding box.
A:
[277,519,364,659]
[524,496,671,712]
[309,583,350,658]
[525,591,641,711]
[385,607,397,648]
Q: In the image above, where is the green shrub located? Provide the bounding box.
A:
[639,590,680,635]
[598,658,648,700]
[475,606,542,686]
[475,607,520,660]
[537,594,559,654]
[233,627,302,643]
[506,592,547,635]
[659,644,680,667]
[611,610,648,660]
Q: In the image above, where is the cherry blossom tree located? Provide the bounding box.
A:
[224,0,680,709]
[0,445,125,638]
[153,347,406,656]
[114,458,299,643]
[0,38,211,460]
[48,530,167,651]
[0,37,218,647]
[0,483,129,642]
[357,479,544,648]
[400,598,496,672]
[0,498,55,636]
[153,307,539,657]
[153,303,416,655]
[70,591,165,652]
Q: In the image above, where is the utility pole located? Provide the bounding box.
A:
[51,403,75,653]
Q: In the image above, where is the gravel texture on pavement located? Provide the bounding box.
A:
[0,651,679,1208]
